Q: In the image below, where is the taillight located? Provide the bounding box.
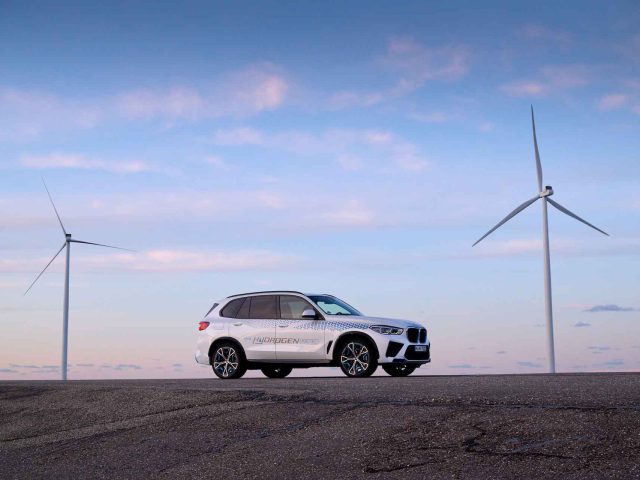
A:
[198,321,210,331]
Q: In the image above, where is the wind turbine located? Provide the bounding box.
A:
[473,107,608,373]
[24,180,133,381]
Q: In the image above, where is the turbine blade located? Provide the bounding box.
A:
[531,106,543,192]
[24,243,66,295]
[473,195,540,246]
[547,198,609,236]
[70,239,136,252]
[42,178,67,236]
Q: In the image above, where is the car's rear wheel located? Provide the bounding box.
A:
[211,342,247,379]
[382,364,416,377]
[261,366,293,378]
[338,337,377,377]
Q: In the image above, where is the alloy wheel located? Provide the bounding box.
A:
[213,346,239,378]
[340,341,370,376]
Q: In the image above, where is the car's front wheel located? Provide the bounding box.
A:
[261,366,293,378]
[338,337,377,377]
[211,342,247,379]
[382,364,416,377]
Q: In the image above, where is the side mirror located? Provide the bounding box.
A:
[301,309,317,319]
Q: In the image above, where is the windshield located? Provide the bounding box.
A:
[308,295,362,316]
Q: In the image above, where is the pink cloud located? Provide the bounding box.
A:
[328,37,469,109]
[211,127,428,172]
[19,153,151,174]
[500,65,590,97]
[598,93,630,111]
[117,64,288,120]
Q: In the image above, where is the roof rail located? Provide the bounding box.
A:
[226,290,306,298]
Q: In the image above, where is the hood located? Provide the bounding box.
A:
[325,315,423,329]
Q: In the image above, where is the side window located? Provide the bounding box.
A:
[249,295,277,319]
[220,298,244,318]
[236,297,251,319]
[280,295,314,320]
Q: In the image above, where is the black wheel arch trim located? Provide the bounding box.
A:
[208,337,247,361]
[332,331,380,362]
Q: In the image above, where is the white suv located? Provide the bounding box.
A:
[195,291,430,379]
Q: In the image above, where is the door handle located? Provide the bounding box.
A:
[278,324,288,328]
[233,322,243,326]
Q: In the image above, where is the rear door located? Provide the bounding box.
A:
[227,296,277,361]
[275,295,326,361]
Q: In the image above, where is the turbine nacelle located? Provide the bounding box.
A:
[540,186,553,198]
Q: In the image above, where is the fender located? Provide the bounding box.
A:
[208,337,246,361]
[331,331,380,362]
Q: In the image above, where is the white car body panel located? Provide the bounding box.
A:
[275,318,327,361]
[195,292,430,369]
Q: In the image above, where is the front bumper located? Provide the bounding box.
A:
[381,339,431,364]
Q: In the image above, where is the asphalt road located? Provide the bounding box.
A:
[1,374,639,479]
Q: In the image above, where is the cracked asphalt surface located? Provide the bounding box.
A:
[1,373,639,479]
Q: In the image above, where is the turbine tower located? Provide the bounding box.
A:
[25,180,132,381]
[473,107,608,373]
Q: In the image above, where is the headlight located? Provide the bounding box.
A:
[369,325,404,335]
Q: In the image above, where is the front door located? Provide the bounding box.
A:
[229,295,277,361]
[275,295,326,361]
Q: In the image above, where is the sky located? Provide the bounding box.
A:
[1,0,639,380]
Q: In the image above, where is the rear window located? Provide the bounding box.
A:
[220,298,245,318]
[249,295,277,319]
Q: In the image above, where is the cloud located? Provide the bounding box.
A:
[592,360,625,368]
[1,246,302,275]
[470,236,640,260]
[19,153,152,174]
[0,64,288,141]
[517,361,543,368]
[584,304,635,313]
[323,200,374,228]
[204,155,229,169]
[597,88,640,115]
[520,24,572,44]
[211,127,428,172]
[411,111,459,123]
[76,363,95,367]
[573,321,592,327]
[496,350,507,355]
[501,65,589,97]
[587,346,611,352]
[113,364,142,370]
[328,37,469,109]
[448,364,473,369]
[83,249,302,273]
[598,93,631,111]
[0,87,103,142]
[477,122,495,133]
[117,63,288,120]
[0,368,18,373]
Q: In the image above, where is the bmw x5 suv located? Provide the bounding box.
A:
[195,291,430,379]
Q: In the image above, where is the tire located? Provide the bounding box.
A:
[211,341,247,379]
[338,337,378,377]
[382,364,416,377]
[261,366,293,378]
